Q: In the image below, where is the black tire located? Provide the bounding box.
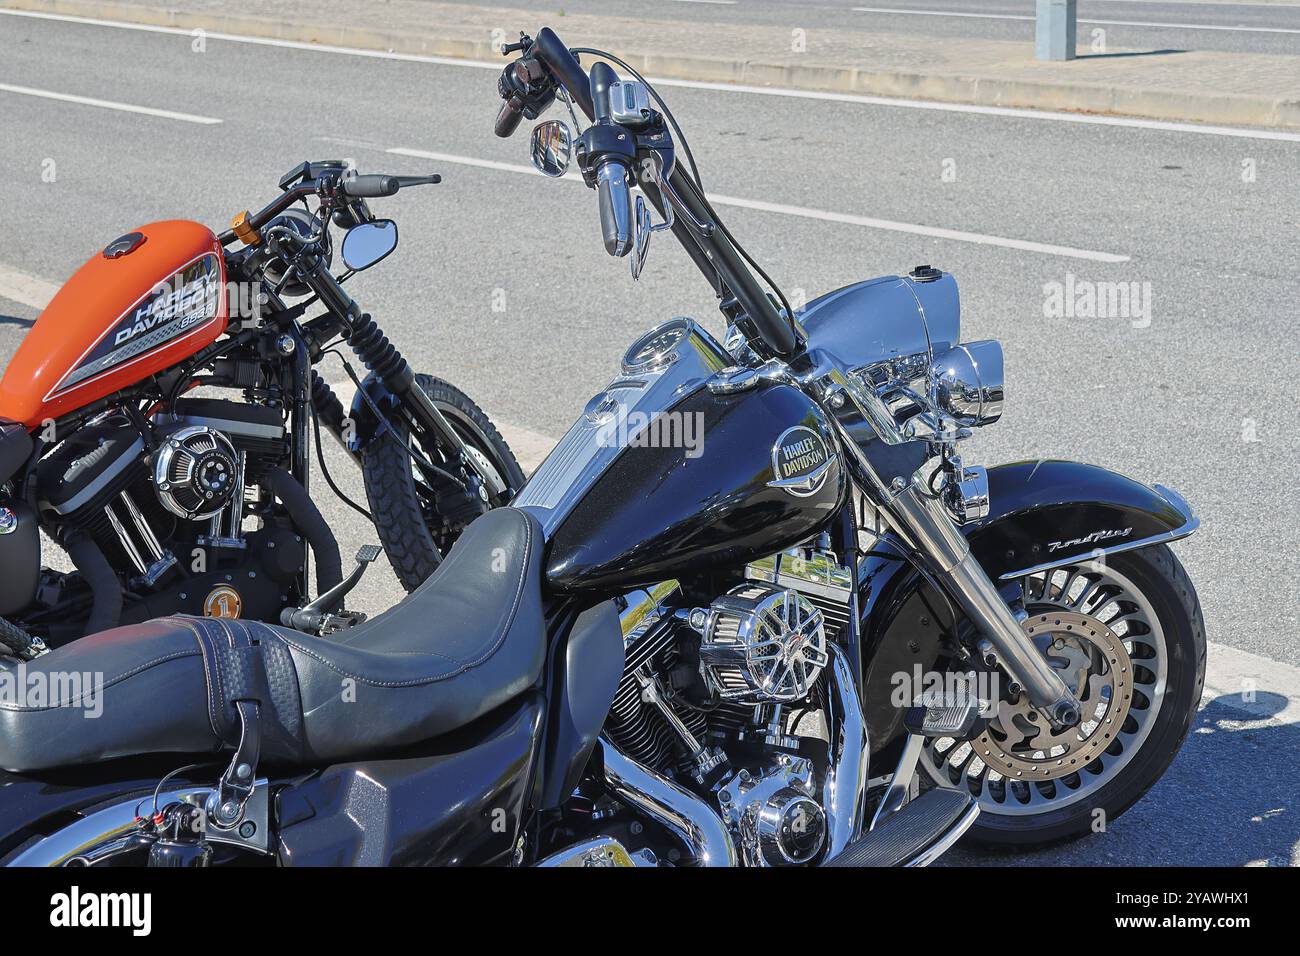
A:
[361,375,526,592]
[930,545,1206,849]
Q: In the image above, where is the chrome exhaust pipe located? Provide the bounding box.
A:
[600,738,737,867]
[821,643,868,860]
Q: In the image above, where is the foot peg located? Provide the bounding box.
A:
[281,545,381,635]
[826,788,978,867]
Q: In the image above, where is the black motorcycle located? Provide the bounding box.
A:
[0,161,524,655]
[0,31,1204,866]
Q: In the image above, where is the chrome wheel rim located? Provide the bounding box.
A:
[921,561,1168,816]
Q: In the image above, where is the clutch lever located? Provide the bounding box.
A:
[652,163,713,238]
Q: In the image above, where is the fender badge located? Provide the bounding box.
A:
[203,585,243,619]
[1047,528,1132,553]
[768,425,835,498]
[0,507,17,535]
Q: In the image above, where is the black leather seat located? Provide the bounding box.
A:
[0,508,546,773]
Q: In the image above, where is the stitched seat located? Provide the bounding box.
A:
[0,508,546,772]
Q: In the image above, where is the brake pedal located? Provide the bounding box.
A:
[281,544,382,634]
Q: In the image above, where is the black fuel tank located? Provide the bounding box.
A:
[547,381,845,594]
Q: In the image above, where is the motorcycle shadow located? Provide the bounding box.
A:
[940,691,1299,867]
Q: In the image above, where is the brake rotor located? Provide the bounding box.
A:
[970,610,1134,781]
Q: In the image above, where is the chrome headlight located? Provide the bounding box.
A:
[930,340,1004,428]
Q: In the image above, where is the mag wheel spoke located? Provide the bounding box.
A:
[921,562,1168,816]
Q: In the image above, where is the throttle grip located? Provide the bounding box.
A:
[596,164,634,257]
[495,99,524,138]
[341,175,401,198]
[588,61,635,258]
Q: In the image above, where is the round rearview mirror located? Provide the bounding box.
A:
[530,120,572,178]
[341,219,399,272]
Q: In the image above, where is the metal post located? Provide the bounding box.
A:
[1036,0,1077,61]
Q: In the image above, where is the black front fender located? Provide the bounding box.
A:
[346,372,402,453]
[969,459,1199,581]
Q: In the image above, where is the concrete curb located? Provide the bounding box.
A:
[4,0,1299,129]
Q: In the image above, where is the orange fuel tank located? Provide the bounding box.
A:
[0,221,228,428]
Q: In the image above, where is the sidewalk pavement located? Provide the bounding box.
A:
[3,0,1299,129]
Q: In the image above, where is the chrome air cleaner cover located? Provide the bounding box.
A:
[698,585,829,702]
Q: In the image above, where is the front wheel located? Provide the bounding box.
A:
[919,545,1205,847]
[361,375,526,592]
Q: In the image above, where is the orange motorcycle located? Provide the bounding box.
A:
[0,161,523,655]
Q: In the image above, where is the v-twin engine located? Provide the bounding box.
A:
[603,545,864,866]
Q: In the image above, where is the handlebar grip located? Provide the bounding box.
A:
[341,174,401,198]
[596,163,634,257]
[495,99,524,138]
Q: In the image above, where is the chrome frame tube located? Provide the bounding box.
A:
[869,733,923,830]
[600,738,737,867]
[820,644,868,860]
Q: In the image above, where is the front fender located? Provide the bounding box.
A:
[346,373,402,453]
[856,459,1198,759]
[969,459,1199,580]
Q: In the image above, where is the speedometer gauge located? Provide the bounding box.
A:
[622,317,691,374]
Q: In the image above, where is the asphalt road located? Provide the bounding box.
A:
[441,0,1300,54]
[0,10,1297,866]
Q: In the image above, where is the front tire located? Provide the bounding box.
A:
[361,375,526,592]
[920,545,1205,848]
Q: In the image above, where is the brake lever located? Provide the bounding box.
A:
[653,167,713,238]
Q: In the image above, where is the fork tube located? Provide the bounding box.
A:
[883,474,1082,727]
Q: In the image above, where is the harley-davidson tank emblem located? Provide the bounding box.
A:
[55,254,222,393]
[768,425,834,498]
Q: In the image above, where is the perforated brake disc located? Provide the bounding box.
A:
[970,610,1135,782]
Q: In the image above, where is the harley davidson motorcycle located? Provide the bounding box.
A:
[0,162,524,655]
[0,29,1204,866]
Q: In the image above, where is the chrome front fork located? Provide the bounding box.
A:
[883,473,1082,728]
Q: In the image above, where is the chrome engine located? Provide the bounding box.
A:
[602,540,861,866]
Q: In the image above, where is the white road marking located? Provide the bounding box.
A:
[0,82,222,124]
[0,8,502,70]
[702,192,1131,262]
[644,78,1300,143]
[388,147,1130,262]
[667,0,738,5]
[0,264,59,311]
[852,6,1300,33]
[854,8,1032,20]
[4,8,1298,142]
